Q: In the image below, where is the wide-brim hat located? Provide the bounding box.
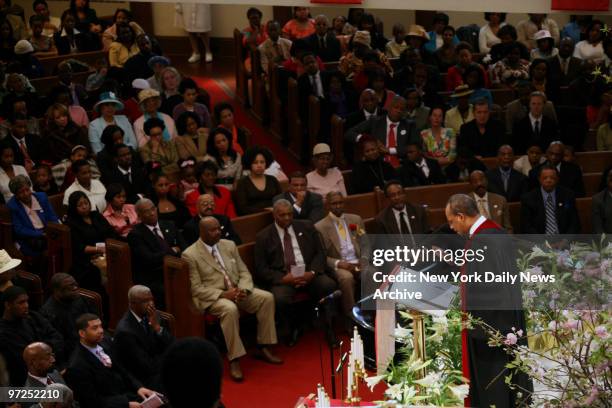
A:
[534,30,553,42]
[138,88,161,105]
[407,25,430,40]
[0,250,21,274]
[352,30,371,48]
[147,55,170,69]
[451,84,474,98]
[94,91,124,112]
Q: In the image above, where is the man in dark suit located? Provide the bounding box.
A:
[486,145,528,202]
[100,144,150,204]
[40,273,98,358]
[548,37,582,86]
[459,99,504,158]
[345,96,418,168]
[398,142,446,186]
[182,193,240,246]
[511,92,559,154]
[112,285,174,389]
[528,141,585,197]
[23,342,67,387]
[254,199,337,346]
[521,165,581,234]
[127,198,185,308]
[297,52,331,141]
[65,313,158,408]
[273,171,325,223]
[592,167,612,234]
[1,113,43,171]
[0,286,65,386]
[343,89,385,164]
[305,15,341,62]
[375,180,429,237]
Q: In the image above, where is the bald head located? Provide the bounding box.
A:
[135,198,158,226]
[199,216,221,246]
[23,342,55,377]
[360,88,378,113]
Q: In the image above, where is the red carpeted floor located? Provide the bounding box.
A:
[193,76,302,174]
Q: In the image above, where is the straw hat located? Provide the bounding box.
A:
[0,250,21,274]
[451,84,474,98]
[14,40,34,55]
[534,30,553,42]
[137,88,161,105]
[406,25,430,40]
[352,31,371,48]
[93,92,124,112]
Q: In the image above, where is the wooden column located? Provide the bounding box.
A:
[130,2,154,35]
[273,6,293,27]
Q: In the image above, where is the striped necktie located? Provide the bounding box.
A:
[544,194,559,235]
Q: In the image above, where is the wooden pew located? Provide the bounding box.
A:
[403,183,471,209]
[584,172,601,196]
[234,29,250,107]
[18,270,44,310]
[46,223,72,276]
[78,288,103,318]
[163,256,206,338]
[231,211,273,244]
[330,115,346,168]
[48,194,65,220]
[344,192,380,219]
[363,217,377,234]
[425,207,447,231]
[30,70,93,96]
[287,77,304,161]
[105,239,133,330]
[575,151,612,173]
[38,50,106,76]
[269,65,284,141]
[0,221,20,258]
[237,242,255,273]
[583,129,597,151]
[250,47,267,122]
[576,197,593,233]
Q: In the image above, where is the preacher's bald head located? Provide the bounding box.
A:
[446,194,479,217]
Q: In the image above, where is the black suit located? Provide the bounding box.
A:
[342,109,385,164]
[591,189,612,234]
[100,164,150,204]
[511,115,559,155]
[548,55,582,86]
[345,115,418,159]
[54,31,99,55]
[298,70,332,142]
[398,157,446,187]
[375,204,430,236]
[350,158,397,194]
[529,161,585,197]
[182,214,241,247]
[112,311,174,388]
[65,343,141,408]
[459,119,505,158]
[127,221,184,306]
[1,134,44,167]
[273,191,326,223]
[305,32,341,62]
[486,167,529,203]
[520,186,581,234]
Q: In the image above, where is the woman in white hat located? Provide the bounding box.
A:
[530,30,559,61]
[133,88,178,147]
[88,92,137,154]
[0,249,22,315]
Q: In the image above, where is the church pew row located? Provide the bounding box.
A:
[480,151,612,173]
[38,49,106,76]
[250,47,267,123]
[30,70,93,97]
[231,211,274,244]
[105,239,134,330]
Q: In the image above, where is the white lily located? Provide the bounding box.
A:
[449,383,470,400]
[365,375,386,391]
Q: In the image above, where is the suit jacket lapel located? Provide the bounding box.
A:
[384,207,400,234]
[346,215,361,258]
[324,217,342,256]
[196,240,224,274]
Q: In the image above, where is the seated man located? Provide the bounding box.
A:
[100,143,150,204]
[273,171,325,223]
[183,217,282,382]
[297,52,331,139]
[397,142,446,186]
[112,285,174,389]
[528,141,585,197]
[315,192,368,326]
[258,20,292,76]
[182,193,241,246]
[445,147,487,183]
[505,81,557,135]
[40,273,98,358]
[305,15,341,62]
[0,113,44,172]
[458,99,504,158]
[128,198,184,307]
[23,341,67,387]
[254,199,337,347]
[0,286,64,386]
[375,180,429,237]
[346,95,417,168]
[485,145,528,202]
[521,165,581,234]
[65,313,158,408]
[469,170,512,232]
[511,91,559,154]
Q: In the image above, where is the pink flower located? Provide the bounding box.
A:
[504,332,518,345]
[562,319,580,330]
[548,321,559,331]
[594,325,609,339]
[584,386,599,405]
[516,329,524,337]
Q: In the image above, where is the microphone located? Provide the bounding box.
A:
[318,290,342,304]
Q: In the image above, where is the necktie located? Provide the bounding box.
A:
[337,219,347,241]
[399,211,410,235]
[544,194,559,235]
[18,139,31,162]
[95,348,112,368]
[320,36,326,50]
[501,169,510,192]
[153,227,170,252]
[283,227,296,269]
[477,199,490,218]
[534,120,540,138]
[125,170,132,183]
[561,58,568,75]
[417,160,429,178]
[141,316,150,334]
[211,247,234,289]
[386,124,400,167]
[311,75,323,98]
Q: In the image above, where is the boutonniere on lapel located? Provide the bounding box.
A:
[558,202,564,208]
[348,223,365,237]
[298,232,303,237]
[400,129,407,135]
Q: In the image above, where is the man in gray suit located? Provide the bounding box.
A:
[592,168,612,234]
[23,342,67,387]
[274,171,325,223]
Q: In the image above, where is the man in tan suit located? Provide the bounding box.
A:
[315,192,368,325]
[182,217,282,382]
[469,170,513,233]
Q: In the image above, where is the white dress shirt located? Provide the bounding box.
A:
[309,72,324,98]
[275,223,305,266]
[391,206,413,235]
[415,157,430,178]
[0,165,30,202]
[529,113,543,133]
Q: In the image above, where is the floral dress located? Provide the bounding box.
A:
[421,128,456,162]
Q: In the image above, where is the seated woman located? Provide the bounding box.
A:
[149,173,191,228]
[306,143,347,197]
[489,41,530,88]
[70,0,100,33]
[48,85,89,128]
[185,160,237,218]
[530,58,559,103]
[0,145,30,203]
[462,64,493,107]
[420,106,456,166]
[325,70,356,119]
[32,165,59,196]
[241,7,267,73]
[435,25,458,72]
[489,25,530,64]
[172,78,212,128]
[62,159,107,212]
[241,146,288,183]
[235,145,282,215]
[445,42,490,91]
[44,103,90,164]
[282,7,315,41]
[339,31,392,82]
[102,8,144,50]
[139,117,180,176]
[108,23,139,68]
[89,92,137,154]
[159,67,183,115]
[404,88,431,131]
[28,15,57,57]
[574,19,604,64]
[102,183,138,238]
[54,10,88,55]
[205,127,242,191]
[213,102,248,155]
[7,175,59,257]
[350,137,397,194]
[479,12,506,55]
[369,68,395,112]
[530,30,558,60]
[52,145,101,192]
[444,85,474,136]
[65,191,117,295]
[175,111,209,162]
[133,88,178,147]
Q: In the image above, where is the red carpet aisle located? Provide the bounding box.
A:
[193,77,302,174]
[219,330,386,407]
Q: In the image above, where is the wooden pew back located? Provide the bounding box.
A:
[238,242,255,274]
[48,194,66,220]
[163,256,205,338]
[78,288,103,319]
[38,50,106,76]
[18,270,44,310]
[105,239,133,329]
[231,211,274,244]
[344,192,380,220]
[46,223,72,275]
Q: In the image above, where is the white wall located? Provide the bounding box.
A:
[14,0,129,22]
